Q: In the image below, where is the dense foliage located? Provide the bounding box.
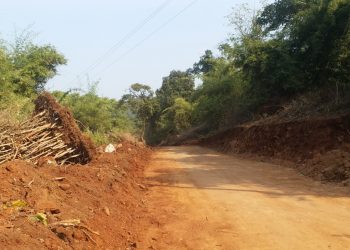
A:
[2,0,349,146]
[0,33,66,124]
[121,71,195,144]
[52,85,137,145]
[123,0,350,144]
[0,34,136,145]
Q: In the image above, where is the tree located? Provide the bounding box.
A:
[0,31,66,125]
[257,0,319,35]
[118,0,350,143]
[192,50,215,75]
[156,70,195,110]
[0,32,66,98]
[160,98,193,134]
[256,0,350,96]
[11,45,66,96]
[121,83,156,141]
[53,82,136,135]
[192,55,249,129]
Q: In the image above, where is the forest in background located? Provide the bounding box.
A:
[1,0,350,145]
[122,0,350,145]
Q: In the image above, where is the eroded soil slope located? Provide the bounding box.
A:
[0,141,151,249]
[200,113,350,183]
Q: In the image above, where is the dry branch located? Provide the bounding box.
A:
[0,111,80,164]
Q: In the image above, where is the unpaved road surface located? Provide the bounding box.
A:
[140,146,350,250]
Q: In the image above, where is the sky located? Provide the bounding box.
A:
[0,0,263,99]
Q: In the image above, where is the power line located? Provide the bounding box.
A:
[95,0,199,78]
[69,0,173,83]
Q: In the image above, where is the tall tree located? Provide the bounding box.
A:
[192,50,215,75]
[156,70,195,110]
[121,83,156,141]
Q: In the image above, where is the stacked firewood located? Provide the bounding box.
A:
[0,111,80,165]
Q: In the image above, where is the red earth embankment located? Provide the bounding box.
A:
[0,141,151,249]
[200,113,350,183]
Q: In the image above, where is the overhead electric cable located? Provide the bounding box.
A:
[69,0,173,83]
[95,0,198,77]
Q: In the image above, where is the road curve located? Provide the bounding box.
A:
[140,146,350,250]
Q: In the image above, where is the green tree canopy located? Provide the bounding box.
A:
[53,83,135,134]
[160,97,193,134]
[156,70,195,110]
[121,83,157,140]
[192,50,215,75]
[0,34,66,98]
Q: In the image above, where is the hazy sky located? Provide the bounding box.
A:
[0,0,263,99]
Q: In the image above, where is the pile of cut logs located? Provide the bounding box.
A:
[0,111,79,164]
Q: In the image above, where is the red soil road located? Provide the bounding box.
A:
[140,146,350,250]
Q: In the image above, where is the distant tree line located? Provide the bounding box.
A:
[2,0,349,145]
[121,0,350,144]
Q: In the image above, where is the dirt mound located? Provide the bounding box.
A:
[0,141,151,249]
[299,149,350,183]
[199,113,350,183]
[35,93,96,164]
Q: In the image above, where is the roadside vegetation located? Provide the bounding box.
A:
[120,0,350,144]
[52,86,137,145]
[2,0,350,146]
[0,30,65,125]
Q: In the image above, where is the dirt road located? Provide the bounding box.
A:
[140,146,350,250]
